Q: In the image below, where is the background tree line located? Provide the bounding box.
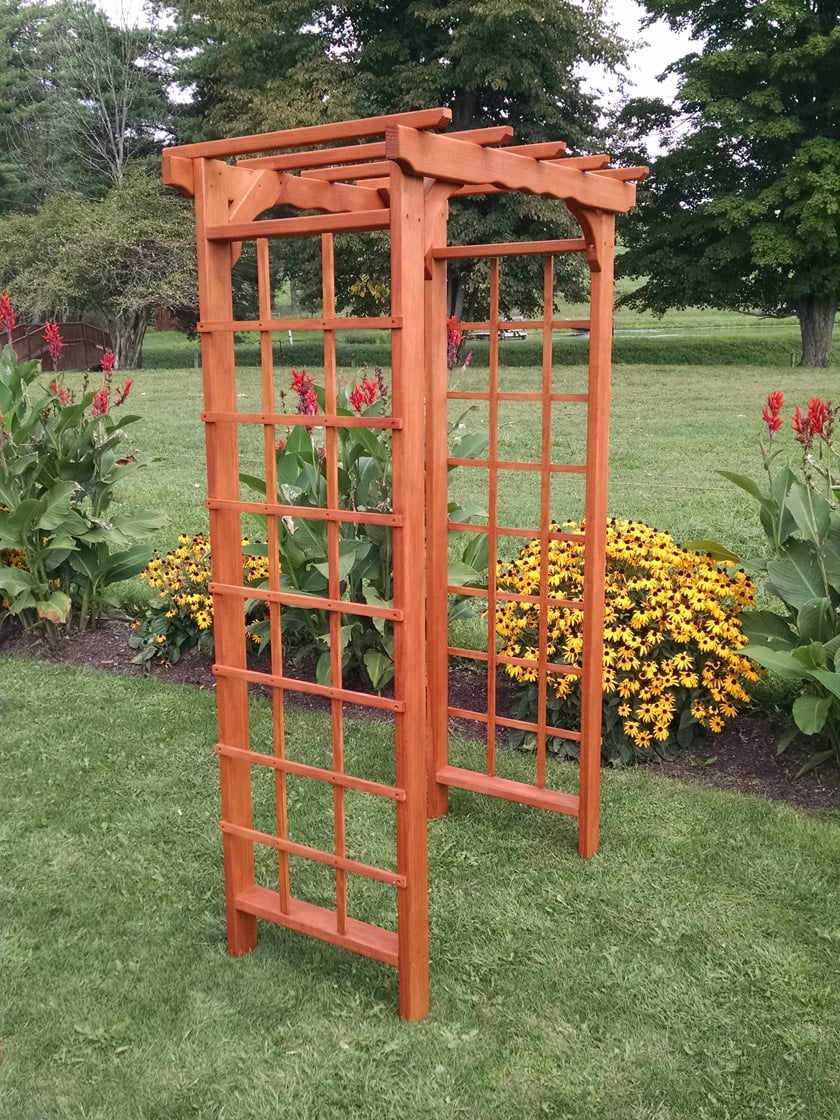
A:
[1,0,838,367]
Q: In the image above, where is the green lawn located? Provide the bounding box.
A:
[87,359,838,565]
[1,658,836,1119]
[4,334,839,1116]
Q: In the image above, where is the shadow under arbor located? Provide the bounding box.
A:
[162,108,645,1021]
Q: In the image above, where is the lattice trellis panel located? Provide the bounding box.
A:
[162,108,645,1020]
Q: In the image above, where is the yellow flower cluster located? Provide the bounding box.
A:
[139,533,270,653]
[495,519,760,757]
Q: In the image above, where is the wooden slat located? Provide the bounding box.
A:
[213,662,405,712]
[197,315,401,332]
[436,767,580,817]
[220,822,405,887]
[162,107,452,161]
[206,209,391,242]
[236,885,399,967]
[431,239,586,259]
[385,126,637,213]
[216,743,405,801]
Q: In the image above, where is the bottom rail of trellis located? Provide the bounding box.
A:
[436,766,580,816]
[235,884,399,966]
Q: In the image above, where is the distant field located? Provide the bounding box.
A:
[141,302,817,370]
[65,359,836,570]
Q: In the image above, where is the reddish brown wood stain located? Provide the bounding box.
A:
[162,108,646,1020]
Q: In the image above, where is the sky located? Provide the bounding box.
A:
[96,0,699,103]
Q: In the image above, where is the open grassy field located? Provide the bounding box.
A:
[1,658,836,1119]
[83,356,837,566]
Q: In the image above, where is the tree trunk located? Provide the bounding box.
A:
[110,311,149,370]
[798,295,837,368]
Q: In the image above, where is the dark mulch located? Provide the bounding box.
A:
[2,620,837,814]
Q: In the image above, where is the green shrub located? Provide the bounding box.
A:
[0,307,162,638]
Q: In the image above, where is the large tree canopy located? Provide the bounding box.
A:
[1,0,173,210]
[159,0,627,317]
[0,169,197,368]
[617,0,840,367]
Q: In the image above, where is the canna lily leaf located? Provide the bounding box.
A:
[741,645,808,680]
[739,609,796,651]
[684,538,740,563]
[766,541,827,608]
[792,694,832,735]
[786,481,831,546]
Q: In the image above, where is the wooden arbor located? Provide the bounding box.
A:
[162,108,645,1021]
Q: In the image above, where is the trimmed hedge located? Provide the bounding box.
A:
[141,330,829,370]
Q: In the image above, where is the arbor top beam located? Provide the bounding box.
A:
[162,109,644,218]
[161,107,452,164]
[384,126,642,214]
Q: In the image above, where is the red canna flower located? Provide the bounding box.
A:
[761,390,784,434]
[43,320,63,370]
[50,379,69,407]
[91,386,109,417]
[806,397,830,439]
[100,349,115,374]
[349,378,378,414]
[1,294,16,342]
[114,379,133,406]
[290,368,318,416]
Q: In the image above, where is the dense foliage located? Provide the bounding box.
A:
[0,169,197,368]
[618,0,840,366]
[495,518,758,764]
[0,311,161,637]
[698,390,840,772]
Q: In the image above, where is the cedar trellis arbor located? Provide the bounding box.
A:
[162,108,645,1021]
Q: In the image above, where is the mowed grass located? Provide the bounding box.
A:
[81,356,838,565]
[1,658,837,1119]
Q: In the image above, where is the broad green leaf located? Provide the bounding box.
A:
[104,545,155,585]
[448,596,484,622]
[791,641,828,670]
[739,609,796,651]
[0,565,35,594]
[808,669,840,702]
[786,481,830,546]
[766,541,826,608]
[684,538,740,563]
[239,473,267,497]
[312,540,374,583]
[447,560,484,588]
[39,481,78,530]
[819,530,840,594]
[315,651,332,686]
[796,749,837,777]
[285,425,314,460]
[717,470,766,503]
[796,597,837,646]
[348,424,389,463]
[105,511,166,539]
[450,432,489,461]
[792,694,832,735]
[741,644,808,680]
[775,725,800,756]
[364,649,394,690]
